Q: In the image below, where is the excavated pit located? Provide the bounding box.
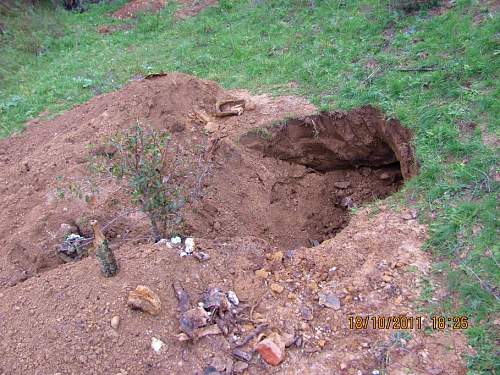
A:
[184,107,418,249]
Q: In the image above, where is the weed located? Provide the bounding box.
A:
[249,127,273,141]
[106,124,183,241]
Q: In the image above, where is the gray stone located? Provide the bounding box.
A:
[318,292,341,310]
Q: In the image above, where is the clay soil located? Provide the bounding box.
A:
[0,73,470,374]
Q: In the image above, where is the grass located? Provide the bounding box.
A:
[0,0,498,372]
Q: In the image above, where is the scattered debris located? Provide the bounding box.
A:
[56,233,87,263]
[232,348,252,362]
[180,306,210,337]
[215,98,246,117]
[255,332,286,366]
[91,220,118,277]
[151,337,165,353]
[203,287,231,313]
[110,315,120,330]
[233,323,269,348]
[127,285,162,315]
[227,290,239,306]
[192,109,212,124]
[176,324,222,341]
[172,281,190,313]
[59,222,79,237]
[318,292,341,310]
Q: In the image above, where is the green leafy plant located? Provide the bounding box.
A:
[108,124,183,241]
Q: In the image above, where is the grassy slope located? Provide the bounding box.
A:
[0,0,498,372]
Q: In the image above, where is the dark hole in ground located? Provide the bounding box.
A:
[184,106,418,249]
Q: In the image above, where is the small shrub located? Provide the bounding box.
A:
[107,124,183,241]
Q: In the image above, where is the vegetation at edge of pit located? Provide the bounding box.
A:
[0,0,498,372]
[104,124,184,241]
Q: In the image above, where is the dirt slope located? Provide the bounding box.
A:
[0,73,469,374]
[0,208,469,374]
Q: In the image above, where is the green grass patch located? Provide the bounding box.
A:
[0,0,498,372]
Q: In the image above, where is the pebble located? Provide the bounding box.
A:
[255,269,269,279]
[194,251,210,261]
[227,290,239,306]
[300,305,314,321]
[382,275,393,282]
[151,337,164,353]
[255,333,285,366]
[270,283,284,294]
[127,285,161,316]
[318,292,341,310]
[171,236,182,245]
[334,181,351,189]
[110,315,120,330]
[268,251,284,262]
[232,349,252,362]
[233,361,248,373]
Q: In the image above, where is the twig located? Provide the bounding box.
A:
[172,281,190,313]
[232,323,269,348]
[461,264,500,301]
[363,66,381,83]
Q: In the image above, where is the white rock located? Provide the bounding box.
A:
[184,238,195,254]
[227,290,239,306]
[171,236,182,245]
[110,315,120,330]
[151,337,165,353]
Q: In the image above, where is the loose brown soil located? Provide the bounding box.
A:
[111,0,217,19]
[112,0,167,19]
[0,73,469,374]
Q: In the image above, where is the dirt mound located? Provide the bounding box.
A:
[112,0,166,19]
[0,208,468,374]
[0,73,468,374]
[0,72,223,288]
